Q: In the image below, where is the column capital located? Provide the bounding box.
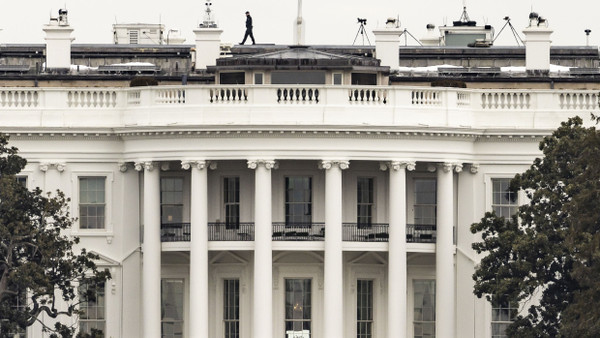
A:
[39,162,67,172]
[39,162,49,172]
[470,163,480,174]
[454,163,463,173]
[118,162,129,173]
[437,162,462,173]
[380,161,416,171]
[181,160,208,170]
[247,160,278,170]
[134,161,155,172]
[318,160,349,170]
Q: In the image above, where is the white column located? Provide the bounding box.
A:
[183,161,209,338]
[136,161,161,338]
[248,160,276,338]
[382,161,415,338]
[436,163,456,338]
[320,160,349,338]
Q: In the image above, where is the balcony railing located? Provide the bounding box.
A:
[272,222,325,241]
[159,221,436,243]
[342,223,437,243]
[343,223,389,242]
[406,224,436,243]
[161,223,190,242]
[208,222,255,241]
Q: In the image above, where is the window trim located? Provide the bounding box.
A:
[412,177,437,226]
[357,177,375,227]
[161,278,186,338]
[222,176,241,229]
[77,281,107,337]
[71,171,114,237]
[284,175,313,226]
[484,174,522,216]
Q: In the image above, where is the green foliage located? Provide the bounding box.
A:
[0,135,111,337]
[471,116,600,337]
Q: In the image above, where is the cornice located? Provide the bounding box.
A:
[2,127,548,143]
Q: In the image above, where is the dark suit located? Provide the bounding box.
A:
[241,14,255,45]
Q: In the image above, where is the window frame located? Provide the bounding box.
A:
[491,300,518,338]
[71,172,113,237]
[284,278,313,337]
[356,279,374,338]
[161,176,185,225]
[284,176,313,227]
[222,176,240,229]
[413,178,437,226]
[412,279,436,338]
[333,73,343,85]
[223,278,240,338]
[78,281,106,337]
[490,178,518,218]
[357,177,374,228]
[161,278,186,338]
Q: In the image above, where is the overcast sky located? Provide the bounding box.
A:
[2,0,597,47]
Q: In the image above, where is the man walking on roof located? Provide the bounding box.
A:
[240,11,256,45]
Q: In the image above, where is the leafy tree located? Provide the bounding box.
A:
[471,116,600,337]
[0,135,111,337]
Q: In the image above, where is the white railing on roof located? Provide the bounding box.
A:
[0,85,597,129]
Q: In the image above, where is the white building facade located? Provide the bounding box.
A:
[3,10,600,338]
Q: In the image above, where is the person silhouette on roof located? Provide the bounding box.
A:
[240,11,256,45]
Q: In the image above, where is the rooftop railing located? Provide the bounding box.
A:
[1,85,597,130]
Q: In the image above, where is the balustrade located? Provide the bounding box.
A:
[348,88,387,104]
[481,92,530,110]
[155,88,185,104]
[277,87,319,103]
[411,90,442,105]
[67,90,117,108]
[208,222,255,241]
[559,92,599,110]
[0,90,38,107]
[209,87,247,103]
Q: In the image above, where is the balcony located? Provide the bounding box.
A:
[160,222,437,243]
[271,222,325,241]
[343,223,389,242]
[208,222,255,241]
[161,223,190,242]
[1,86,597,131]
[342,223,437,243]
[406,224,436,243]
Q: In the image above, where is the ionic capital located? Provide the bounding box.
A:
[441,162,454,173]
[470,163,480,174]
[247,160,278,170]
[454,163,463,173]
[134,161,155,172]
[181,160,208,170]
[380,161,416,171]
[118,162,129,173]
[318,160,349,170]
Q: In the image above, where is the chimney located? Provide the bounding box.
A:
[43,9,74,71]
[372,19,403,71]
[420,24,440,46]
[523,12,553,73]
[194,2,223,70]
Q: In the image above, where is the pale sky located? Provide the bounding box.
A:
[2,0,598,47]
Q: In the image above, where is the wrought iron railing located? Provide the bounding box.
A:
[208,222,255,241]
[160,223,190,242]
[342,223,389,242]
[406,224,436,243]
[271,222,325,241]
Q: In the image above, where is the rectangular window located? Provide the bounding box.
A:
[1,290,27,337]
[223,177,240,229]
[161,279,184,338]
[357,280,373,338]
[414,179,436,225]
[357,177,374,228]
[351,73,377,85]
[333,73,343,85]
[16,176,27,188]
[271,71,326,85]
[413,280,435,338]
[492,178,518,218]
[491,301,518,338]
[285,279,312,337]
[223,279,240,338]
[285,176,312,226]
[79,282,106,336]
[254,73,264,85]
[79,177,106,229]
[220,72,246,85]
[161,177,184,224]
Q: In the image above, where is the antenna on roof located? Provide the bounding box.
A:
[585,29,592,46]
[352,18,371,46]
[459,0,470,23]
[493,16,524,46]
